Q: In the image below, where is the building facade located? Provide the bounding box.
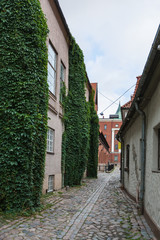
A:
[91,83,98,112]
[98,131,110,171]
[117,25,160,239]
[99,105,122,165]
[40,0,70,193]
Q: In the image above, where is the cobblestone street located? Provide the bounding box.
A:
[0,168,156,240]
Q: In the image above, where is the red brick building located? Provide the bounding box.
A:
[90,83,110,171]
[98,130,110,171]
[99,104,122,165]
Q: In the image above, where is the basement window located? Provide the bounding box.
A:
[48,175,54,192]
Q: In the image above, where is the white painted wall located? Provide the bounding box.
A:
[144,81,160,228]
[123,80,160,230]
[123,116,141,198]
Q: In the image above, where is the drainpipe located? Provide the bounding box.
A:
[119,136,124,188]
[135,101,146,214]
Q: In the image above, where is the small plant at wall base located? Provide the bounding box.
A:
[0,0,48,212]
[62,36,90,186]
[87,89,99,178]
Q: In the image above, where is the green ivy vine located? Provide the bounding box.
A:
[0,0,49,212]
[87,89,99,178]
[62,36,90,186]
[62,36,99,186]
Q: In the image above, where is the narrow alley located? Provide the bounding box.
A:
[0,169,155,240]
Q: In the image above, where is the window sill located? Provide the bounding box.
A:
[49,91,57,101]
[47,152,55,155]
[47,190,54,193]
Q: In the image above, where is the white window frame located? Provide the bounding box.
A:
[114,155,118,161]
[48,175,54,192]
[48,43,57,95]
[47,128,55,153]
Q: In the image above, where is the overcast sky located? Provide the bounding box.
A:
[58,0,160,118]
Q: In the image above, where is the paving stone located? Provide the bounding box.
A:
[0,168,156,239]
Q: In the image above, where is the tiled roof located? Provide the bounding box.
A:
[122,76,141,109]
[131,76,141,101]
[121,100,132,108]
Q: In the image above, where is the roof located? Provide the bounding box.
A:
[117,25,160,139]
[121,100,132,109]
[99,118,122,123]
[54,0,71,37]
[86,72,92,92]
[99,131,110,151]
[121,76,141,109]
[131,76,141,101]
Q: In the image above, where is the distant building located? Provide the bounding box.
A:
[99,103,122,165]
[98,130,110,171]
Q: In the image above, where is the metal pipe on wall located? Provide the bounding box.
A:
[135,101,146,214]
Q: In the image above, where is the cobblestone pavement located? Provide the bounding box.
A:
[0,168,156,240]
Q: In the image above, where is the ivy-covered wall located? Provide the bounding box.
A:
[0,0,48,212]
[62,36,90,186]
[87,89,99,178]
[62,36,99,186]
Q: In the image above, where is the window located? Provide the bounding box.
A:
[126,144,130,169]
[115,144,118,150]
[115,124,119,127]
[48,175,54,192]
[158,129,160,170]
[104,134,107,139]
[48,43,57,95]
[104,124,107,130]
[60,63,65,102]
[114,155,118,161]
[47,128,55,153]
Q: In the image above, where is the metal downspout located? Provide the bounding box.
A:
[135,102,146,214]
[119,136,124,188]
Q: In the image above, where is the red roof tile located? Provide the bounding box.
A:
[122,76,141,109]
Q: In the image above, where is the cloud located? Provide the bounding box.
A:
[59,0,160,117]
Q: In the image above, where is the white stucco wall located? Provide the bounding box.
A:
[39,0,69,192]
[124,117,142,198]
[123,79,160,230]
[144,80,160,228]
